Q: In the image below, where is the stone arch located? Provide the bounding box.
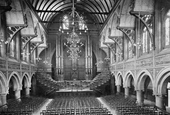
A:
[30,72,35,79]
[30,73,37,96]
[8,72,21,91]
[111,72,116,84]
[156,67,170,95]
[0,71,7,94]
[116,71,123,86]
[22,72,31,88]
[124,71,135,88]
[136,70,154,91]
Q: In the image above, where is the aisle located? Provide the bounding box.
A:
[32,99,53,115]
[97,97,120,115]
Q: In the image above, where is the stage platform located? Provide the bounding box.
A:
[58,87,92,92]
[53,88,94,97]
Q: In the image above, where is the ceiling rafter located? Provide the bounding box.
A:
[96,0,108,20]
[36,10,109,15]
[28,0,115,28]
[79,0,103,23]
[87,0,105,23]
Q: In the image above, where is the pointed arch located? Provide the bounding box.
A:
[8,72,21,91]
[116,71,123,86]
[124,71,135,88]
[22,72,31,88]
[0,71,7,93]
[136,70,154,91]
[156,67,170,95]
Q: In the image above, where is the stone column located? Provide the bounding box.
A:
[15,90,21,101]
[25,87,30,97]
[111,78,116,95]
[0,93,7,106]
[116,85,121,94]
[155,95,166,110]
[168,90,170,107]
[136,90,144,106]
[0,93,7,111]
[125,87,130,98]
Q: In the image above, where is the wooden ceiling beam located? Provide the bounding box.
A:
[36,10,109,15]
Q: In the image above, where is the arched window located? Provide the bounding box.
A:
[63,15,69,30]
[116,38,122,62]
[165,10,170,46]
[142,26,152,54]
[128,40,133,58]
[142,27,148,53]
[9,38,16,58]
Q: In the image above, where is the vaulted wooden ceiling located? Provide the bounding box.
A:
[27,0,119,28]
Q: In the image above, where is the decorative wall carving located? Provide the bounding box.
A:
[124,61,135,69]
[116,63,123,70]
[110,65,115,71]
[1,71,6,77]
[155,67,164,78]
[136,58,153,68]
[136,69,142,76]
[22,64,30,71]
[0,59,6,69]
[31,66,37,72]
[8,71,13,78]
[155,54,170,66]
[8,61,20,70]
[131,70,135,77]
[147,69,153,76]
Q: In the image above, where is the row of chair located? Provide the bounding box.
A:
[0,96,47,115]
[41,96,112,115]
[46,96,103,110]
[89,72,110,90]
[103,94,169,115]
[41,107,111,115]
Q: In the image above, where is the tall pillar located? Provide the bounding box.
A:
[0,14,6,57]
[136,90,144,106]
[0,93,7,110]
[168,90,170,107]
[155,95,166,110]
[0,94,7,106]
[25,87,30,97]
[125,87,130,98]
[116,85,121,94]
[111,78,116,95]
[15,90,21,101]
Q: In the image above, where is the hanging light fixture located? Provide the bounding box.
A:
[60,0,86,60]
[59,0,88,34]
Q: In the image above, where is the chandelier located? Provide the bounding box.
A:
[60,0,87,60]
[64,40,84,60]
[66,28,80,44]
[59,0,88,34]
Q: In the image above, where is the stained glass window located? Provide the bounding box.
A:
[142,27,148,53]
[9,39,16,58]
